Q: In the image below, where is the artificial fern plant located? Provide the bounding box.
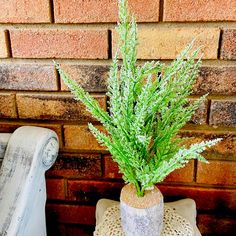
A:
[56,0,221,197]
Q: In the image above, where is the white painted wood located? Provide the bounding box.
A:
[0,126,59,236]
[0,133,11,159]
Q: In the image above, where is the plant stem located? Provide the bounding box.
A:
[134,181,145,197]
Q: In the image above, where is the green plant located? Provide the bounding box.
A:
[56,0,221,197]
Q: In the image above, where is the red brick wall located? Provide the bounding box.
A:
[0,0,235,235]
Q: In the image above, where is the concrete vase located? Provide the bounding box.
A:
[120,184,164,236]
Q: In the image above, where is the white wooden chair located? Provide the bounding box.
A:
[0,126,59,236]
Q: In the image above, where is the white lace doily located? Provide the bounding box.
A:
[94,205,194,236]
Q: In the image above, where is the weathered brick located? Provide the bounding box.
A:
[67,180,123,203]
[16,93,106,121]
[193,66,236,95]
[46,204,95,225]
[164,0,236,22]
[0,121,63,147]
[221,29,236,60]
[46,153,102,179]
[0,64,58,91]
[209,100,236,126]
[197,160,236,186]
[189,98,208,125]
[10,29,108,59]
[54,0,159,23]
[159,185,236,211]
[0,0,50,23]
[179,129,236,160]
[0,93,17,118]
[60,64,109,92]
[164,161,194,183]
[104,155,122,179]
[46,178,65,200]
[64,125,106,151]
[0,30,9,58]
[197,214,236,235]
[112,28,220,59]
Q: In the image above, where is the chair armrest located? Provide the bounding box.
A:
[0,126,59,236]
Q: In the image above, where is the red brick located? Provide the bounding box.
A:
[193,66,236,95]
[221,29,236,60]
[46,223,66,236]
[189,98,208,125]
[67,180,123,203]
[0,64,58,91]
[60,64,109,92]
[54,0,159,23]
[66,225,94,236]
[0,30,9,58]
[64,125,106,151]
[46,178,65,200]
[104,155,122,179]
[209,99,236,126]
[158,185,236,211]
[46,204,96,225]
[16,93,106,121]
[104,156,195,183]
[0,0,50,23]
[46,153,102,179]
[198,214,236,235]
[179,129,236,160]
[10,29,108,59]
[0,121,63,148]
[104,157,194,183]
[112,28,220,59]
[197,160,236,186]
[0,93,17,118]
[164,161,194,183]
[163,0,236,22]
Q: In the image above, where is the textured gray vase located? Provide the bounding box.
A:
[120,184,164,236]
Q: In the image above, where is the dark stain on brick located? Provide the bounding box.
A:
[210,100,236,126]
[193,66,236,95]
[189,99,208,124]
[221,29,236,60]
[67,181,123,204]
[16,94,105,121]
[0,64,57,91]
[0,65,11,87]
[179,130,236,160]
[61,64,109,92]
[46,153,102,178]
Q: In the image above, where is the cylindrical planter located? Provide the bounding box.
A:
[120,184,164,236]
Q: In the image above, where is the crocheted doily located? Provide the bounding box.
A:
[94,205,194,236]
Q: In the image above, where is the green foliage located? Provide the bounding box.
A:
[56,0,222,197]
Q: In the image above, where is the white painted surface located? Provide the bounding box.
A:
[0,133,11,159]
[0,126,59,236]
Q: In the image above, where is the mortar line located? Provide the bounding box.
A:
[206,99,212,125]
[0,58,236,66]
[159,0,164,22]
[1,22,236,29]
[217,29,223,59]
[4,30,12,58]
[49,0,55,23]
